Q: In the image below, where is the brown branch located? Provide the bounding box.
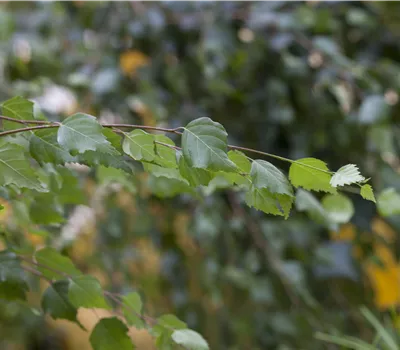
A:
[0,115,50,125]
[0,125,59,137]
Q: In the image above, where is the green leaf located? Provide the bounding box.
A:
[57,113,116,155]
[250,160,293,197]
[148,175,194,198]
[178,152,213,187]
[89,317,134,350]
[172,329,209,350]
[295,189,337,230]
[0,280,28,301]
[1,96,34,130]
[56,167,87,205]
[228,150,251,173]
[0,251,27,301]
[68,275,110,309]
[330,164,365,187]
[122,129,155,162]
[154,135,178,168]
[153,314,187,350]
[97,165,135,192]
[157,314,187,329]
[30,128,76,165]
[30,193,65,225]
[289,158,336,193]
[377,188,400,217]
[360,184,376,203]
[182,117,237,172]
[35,247,81,280]
[122,292,145,329]
[42,280,80,325]
[0,204,3,211]
[78,150,132,173]
[0,139,42,190]
[322,194,354,224]
[245,187,293,218]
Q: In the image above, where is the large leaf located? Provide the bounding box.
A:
[172,329,209,350]
[182,117,237,172]
[322,194,354,224]
[57,113,116,155]
[68,275,110,309]
[0,139,42,190]
[122,129,155,162]
[89,317,134,350]
[41,280,80,325]
[30,128,76,165]
[97,165,136,192]
[122,292,145,329]
[245,187,293,218]
[360,184,376,203]
[377,188,400,217]
[330,164,365,187]
[289,158,335,193]
[1,96,34,130]
[228,150,251,173]
[35,247,81,280]
[250,160,293,196]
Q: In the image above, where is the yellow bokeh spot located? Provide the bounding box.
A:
[120,50,150,76]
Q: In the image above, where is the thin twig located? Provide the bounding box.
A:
[155,140,182,151]
[0,115,50,125]
[0,125,59,137]
[102,123,182,135]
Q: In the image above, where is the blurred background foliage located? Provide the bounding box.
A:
[1,1,400,349]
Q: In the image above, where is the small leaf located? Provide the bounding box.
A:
[1,96,34,130]
[0,251,27,301]
[90,317,134,350]
[0,139,42,190]
[122,129,155,162]
[322,194,354,224]
[68,275,110,309]
[30,128,76,165]
[57,113,116,155]
[178,152,213,187]
[172,329,209,350]
[30,193,65,225]
[295,189,337,230]
[157,314,187,329]
[122,292,145,329]
[0,280,28,301]
[154,135,178,168]
[250,160,293,197]
[0,204,3,211]
[97,165,135,192]
[42,280,80,325]
[377,188,400,217]
[35,247,81,280]
[148,175,194,198]
[330,164,365,188]
[360,184,376,203]
[182,117,237,172]
[289,158,335,193]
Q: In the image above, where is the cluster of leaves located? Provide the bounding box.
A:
[0,95,376,349]
[1,96,374,217]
